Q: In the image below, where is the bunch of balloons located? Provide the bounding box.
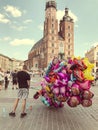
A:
[33,57,94,108]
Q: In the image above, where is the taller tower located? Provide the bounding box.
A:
[44,0,59,64]
[59,8,74,59]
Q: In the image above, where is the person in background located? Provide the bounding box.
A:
[4,71,10,90]
[0,68,4,90]
[12,70,18,89]
[9,65,30,118]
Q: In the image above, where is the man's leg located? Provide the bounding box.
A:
[20,99,27,118]
[22,99,26,113]
[13,98,20,112]
[9,98,20,117]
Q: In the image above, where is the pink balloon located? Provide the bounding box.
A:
[41,81,46,89]
[44,76,50,83]
[58,73,65,79]
[71,83,80,95]
[76,80,90,90]
[67,96,80,107]
[60,86,66,96]
[52,85,59,96]
[54,79,60,86]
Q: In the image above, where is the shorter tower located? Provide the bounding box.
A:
[59,8,74,59]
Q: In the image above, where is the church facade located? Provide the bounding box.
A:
[26,0,74,70]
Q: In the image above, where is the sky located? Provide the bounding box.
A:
[0,0,98,60]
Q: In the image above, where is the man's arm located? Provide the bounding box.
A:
[27,80,30,89]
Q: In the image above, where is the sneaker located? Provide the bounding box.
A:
[20,113,27,118]
[9,112,16,117]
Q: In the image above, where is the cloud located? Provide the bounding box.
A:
[11,25,27,31]
[0,13,10,23]
[4,5,22,17]
[38,24,44,31]
[3,37,11,41]
[93,42,98,47]
[10,38,35,46]
[57,9,78,23]
[24,19,33,24]
[75,24,78,28]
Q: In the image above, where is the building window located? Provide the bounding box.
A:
[96,62,98,67]
[60,42,63,47]
[52,24,54,28]
[52,37,54,40]
[68,51,70,55]
[52,30,54,33]
[68,26,70,29]
[68,33,70,37]
[52,18,54,22]
[35,64,37,68]
[52,43,54,47]
[52,50,54,53]
[68,39,70,43]
[68,45,70,49]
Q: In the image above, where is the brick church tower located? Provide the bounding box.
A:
[26,0,74,70]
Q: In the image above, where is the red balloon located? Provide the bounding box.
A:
[81,99,92,107]
[82,90,94,100]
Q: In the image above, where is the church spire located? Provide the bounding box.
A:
[45,0,57,10]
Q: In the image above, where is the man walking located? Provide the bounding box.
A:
[9,65,30,118]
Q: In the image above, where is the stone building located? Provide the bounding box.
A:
[0,54,23,71]
[85,44,98,72]
[27,0,74,70]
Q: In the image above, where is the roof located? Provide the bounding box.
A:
[0,53,12,60]
[29,38,43,52]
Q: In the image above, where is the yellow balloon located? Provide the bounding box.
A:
[83,58,94,69]
[83,57,94,80]
[83,68,94,80]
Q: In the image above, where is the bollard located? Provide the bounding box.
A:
[2,107,7,117]
[26,103,29,110]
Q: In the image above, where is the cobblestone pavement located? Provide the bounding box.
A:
[0,76,98,130]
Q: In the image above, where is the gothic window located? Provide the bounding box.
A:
[52,24,54,28]
[52,50,54,53]
[68,45,70,49]
[52,30,54,33]
[52,37,54,40]
[52,18,54,22]
[68,51,70,55]
[68,26,70,29]
[52,43,54,47]
[35,64,38,68]
[68,33,70,37]
[68,39,70,43]
[60,42,63,47]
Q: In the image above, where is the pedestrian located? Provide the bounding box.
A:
[11,70,18,89]
[9,65,31,118]
[4,71,10,90]
[4,73,8,90]
[0,68,4,90]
